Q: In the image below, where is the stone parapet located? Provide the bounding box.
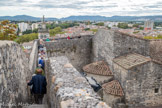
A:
[47,56,110,108]
[29,40,38,72]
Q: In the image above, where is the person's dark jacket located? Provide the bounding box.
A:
[28,74,47,94]
[39,59,44,69]
[38,45,44,49]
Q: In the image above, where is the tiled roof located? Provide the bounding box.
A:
[83,61,113,76]
[113,53,151,69]
[102,80,124,97]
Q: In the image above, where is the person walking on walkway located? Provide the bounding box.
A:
[39,57,45,70]
[35,64,45,76]
[27,69,47,104]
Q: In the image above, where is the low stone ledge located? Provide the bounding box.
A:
[29,40,38,72]
[47,56,110,108]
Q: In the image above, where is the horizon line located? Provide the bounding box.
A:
[0,14,162,19]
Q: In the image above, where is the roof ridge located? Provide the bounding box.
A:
[102,80,124,97]
[83,61,113,76]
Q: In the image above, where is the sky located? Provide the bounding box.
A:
[0,0,162,18]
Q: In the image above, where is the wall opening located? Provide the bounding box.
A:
[128,47,131,50]
[155,88,159,93]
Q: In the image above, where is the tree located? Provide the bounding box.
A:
[0,20,17,40]
[139,27,144,30]
[47,22,79,29]
[96,22,104,26]
[50,27,62,36]
[33,29,38,33]
[15,33,38,44]
[22,30,32,35]
[84,28,90,31]
[133,24,139,28]
[118,23,128,29]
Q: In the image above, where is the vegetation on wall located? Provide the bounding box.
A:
[133,31,140,34]
[89,29,98,33]
[144,35,162,40]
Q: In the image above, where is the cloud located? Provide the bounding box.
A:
[0,0,162,18]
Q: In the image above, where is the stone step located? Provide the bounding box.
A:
[23,104,48,108]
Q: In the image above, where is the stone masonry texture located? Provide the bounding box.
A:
[92,29,150,70]
[0,41,33,108]
[92,29,162,107]
[46,56,110,108]
[45,35,92,72]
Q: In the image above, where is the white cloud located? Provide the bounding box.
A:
[0,0,162,18]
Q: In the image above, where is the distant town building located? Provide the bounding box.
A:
[22,41,33,50]
[18,22,30,32]
[38,15,50,39]
[144,20,154,31]
[32,23,39,31]
[104,22,119,28]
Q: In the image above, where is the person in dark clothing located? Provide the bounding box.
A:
[39,57,45,70]
[38,44,44,49]
[28,69,47,104]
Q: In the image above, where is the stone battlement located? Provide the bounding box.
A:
[46,56,109,108]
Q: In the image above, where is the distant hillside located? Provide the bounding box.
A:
[108,16,162,21]
[0,15,58,21]
[1,15,162,21]
[61,16,108,21]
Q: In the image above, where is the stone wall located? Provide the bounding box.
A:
[150,40,162,64]
[113,61,162,107]
[45,36,92,71]
[46,56,109,108]
[92,29,150,70]
[92,29,162,107]
[92,29,115,70]
[127,62,162,107]
[113,31,150,57]
[29,40,38,73]
[0,41,32,108]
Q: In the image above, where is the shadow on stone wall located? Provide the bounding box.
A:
[45,36,93,72]
[0,41,34,108]
[150,40,162,64]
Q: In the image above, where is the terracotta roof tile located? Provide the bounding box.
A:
[83,61,113,76]
[113,53,151,69]
[102,80,124,97]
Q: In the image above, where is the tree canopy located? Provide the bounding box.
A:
[0,20,17,40]
[15,33,38,44]
[96,22,104,26]
[22,30,32,35]
[47,22,79,29]
[50,27,64,36]
[118,23,129,29]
